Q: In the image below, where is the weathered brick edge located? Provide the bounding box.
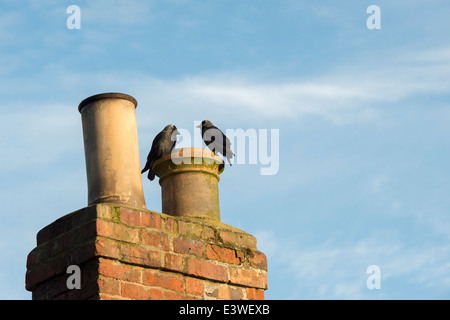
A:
[25,204,268,300]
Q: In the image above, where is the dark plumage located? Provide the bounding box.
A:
[196,120,234,165]
[141,124,180,181]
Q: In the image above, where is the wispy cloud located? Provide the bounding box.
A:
[3,45,450,180]
[4,41,450,127]
[131,75,379,124]
[131,50,450,125]
[123,45,450,125]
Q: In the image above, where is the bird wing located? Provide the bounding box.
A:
[201,125,235,159]
[213,126,234,157]
[142,130,166,173]
[143,129,178,180]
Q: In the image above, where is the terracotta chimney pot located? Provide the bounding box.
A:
[154,147,224,220]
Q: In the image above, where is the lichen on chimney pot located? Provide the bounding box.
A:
[154,147,224,220]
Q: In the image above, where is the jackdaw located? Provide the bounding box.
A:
[196,120,234,166]
[141,124,180,181]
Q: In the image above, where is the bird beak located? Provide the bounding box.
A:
[174,129,180,135]
[196,124,201,128]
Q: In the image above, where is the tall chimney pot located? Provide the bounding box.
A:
[78,93,146,209]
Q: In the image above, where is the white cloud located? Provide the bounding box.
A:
[127,75,378,126]
[3,43,449,186]
[4,43,450,133]
[121,46,450,125]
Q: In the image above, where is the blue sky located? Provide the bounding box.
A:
[1,0,450,299]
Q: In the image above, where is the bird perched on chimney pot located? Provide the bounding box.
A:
[196,120,235,166]
[142,124,180,181]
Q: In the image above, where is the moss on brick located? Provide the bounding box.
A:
[26,204,268,300]
[111,206,121,223]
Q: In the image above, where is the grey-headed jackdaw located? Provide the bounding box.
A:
[196,120,234,166]
[141,124,180,181]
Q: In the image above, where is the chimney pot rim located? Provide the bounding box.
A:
[153,147,224,180]
[156,147,223,165]
[78,92,138,113]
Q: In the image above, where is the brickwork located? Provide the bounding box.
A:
[25,204,267,300]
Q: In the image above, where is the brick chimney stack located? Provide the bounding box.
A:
[25,93,268,300]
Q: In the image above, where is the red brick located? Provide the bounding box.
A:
[120,208,143,226]
[26,258,59,291]
[36,206,97,245]
[164,253,184,272]
[205,283,243,300]
[186,277,204,296]
[68,241,97,266]
[96,204,114,220]
[187,259,228,283]
[120,245,162,268]
[173,237,204,257]
[62,277,99,300]
[95,238,120,258]
[249,251,268,270]
[142,270,184,292]
[164,217,177,233]
[26,248,40,269]
[145,250,162,268]
[220,230,257,250]
[246,288,265,300]
[164,290,188,300]
[98,259,141,283]
[143,211,162,229]
[235,250,245,264]
[49,221,97,257]
[81,259,101,283]
[36,221,63,245]
[121,282,163,300]
[96,220,140,244]
[217,285,244,300]
[26,242,100,291]
[27,204,269,301]
[229,267,268,289]
[142,230,170,250]
[178,220,215,239]
[47,274,74,299]
[98,276,120,296]
[206,244,240,265]
[120,209,162,229]
[65,241,95,266]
